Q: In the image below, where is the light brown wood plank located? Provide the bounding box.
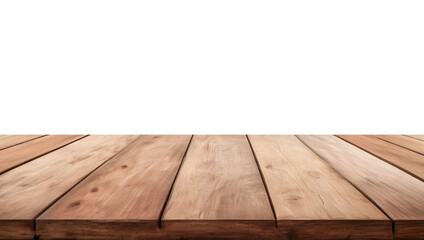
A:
[0,135,44,150]
[162,135,275,238]
[37,135,191,239]
[0,135,86,174]
[298,135,424,239]
[375,135,424,155]
[405,135,424,142]
[338,135,424,181]
[0,135,138,239]
[248,135,391,239]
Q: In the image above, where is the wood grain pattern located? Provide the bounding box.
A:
[338,135,424,181]
[298,135,424,239]
[0,135,44,150]
[271,220,391,240]
[161,220,281,240]
[36,220,162,240]
[37,135,191,239]
[162,135,274,237]
[0,135,138,239]
[162,220,393,240]
[0,135,85,174]
[375,135,424,155]
[248,135,391,239]
[405,135,424,142]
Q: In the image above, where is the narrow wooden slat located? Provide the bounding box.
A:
[162,135,275,239]
[298,135,424,239]
[0,135,86,174]
[338,135,424,181]
[405,135,424,142]
[37,135,191,239]
[0,135,138,240]
[248,135,391,239]
[375,135,424,155]
[0,135,44,150]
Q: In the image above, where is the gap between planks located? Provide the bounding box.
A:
[0,135,89,175]
[246,135,278,228]
[336,135,424,182]
[32,136,142,239]
[0,135,47,151]
[19,135,414,238]
[157,135,194,228]
[295,135,395,226]
[375,135,424,156]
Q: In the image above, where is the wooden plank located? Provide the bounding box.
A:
[248,135,391,239]
[375,135,424,155]
[338,135,424,181]
[0,135,44,150]
[298,135,424,239]
[405,135,424,142]
[0,135,86,174]
[0,135,138,239]
[37,135,191,239]
[162,135,275,239]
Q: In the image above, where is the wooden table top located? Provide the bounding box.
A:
[0,135,423,239]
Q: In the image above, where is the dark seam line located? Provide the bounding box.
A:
[0,135,89,175]
[0,135,48,151]
[32,135,141,238]
[392,221,395,235]
[158,135,194,228]
[375,136,424,156]
[335,135,424,182]
[296,135,394,232]
[403,135,424,143]
[246,135,278,228]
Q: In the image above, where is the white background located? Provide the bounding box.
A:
[1,0,423,134]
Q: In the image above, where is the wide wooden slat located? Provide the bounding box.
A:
[405,135,424,142]
[248,135,391,239]
[0,135,44,150]
[338,135,424,181]
[0,135,86,174]
[0,135,138,240]
[375,135,424,155]
[298,135,424,239]
[162,135,275,239]
[37,135,191,239]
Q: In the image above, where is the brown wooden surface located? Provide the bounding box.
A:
[162,135,274,236]
[0,135,423,239]
[161,220,280,240]
[0,135,85,174]
[375,135,424,155]
[405,135,424,142]
[0,135,138,239]
[248,135,391,239]
[273,220,391,240]
[338,135,424,181]
[0,135,44,150]
[37,135,191,239]
[298,135,424,239]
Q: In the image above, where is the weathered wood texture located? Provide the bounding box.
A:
[162,135,274,238]
[298,135,424,239]
[0,134,423,239]
[37,135,191,239]
[338,135,424,181]
[0,135,44,150]
[0,135,85,174]
[0,135,138,239]
[248,135,391,239]
[375,135,424,155]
